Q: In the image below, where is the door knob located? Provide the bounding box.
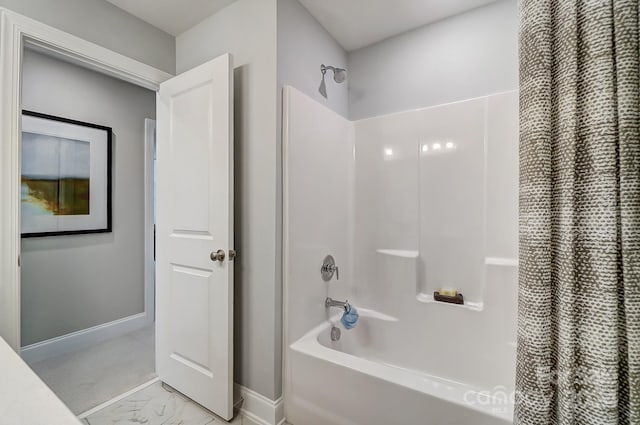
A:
[210,249,225,262]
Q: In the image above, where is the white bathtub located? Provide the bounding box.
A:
[286,308,514,425]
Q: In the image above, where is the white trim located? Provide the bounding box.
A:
[234,384,285,425]
[281,86,291,423]
[20,312,150,365]
[144,119,156,325]
[0,7,171,351]
[0,7,23,351]
[5,8,172,90]
[77,377,160,419]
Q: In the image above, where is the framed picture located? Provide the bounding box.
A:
[21,110,112,237]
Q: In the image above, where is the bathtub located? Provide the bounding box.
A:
[286,308,514,425]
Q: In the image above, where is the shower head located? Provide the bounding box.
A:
[319,64,347,98]
[333,67,347,84]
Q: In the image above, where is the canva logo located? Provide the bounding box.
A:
[463,366,619,415]
[463,386,515,414]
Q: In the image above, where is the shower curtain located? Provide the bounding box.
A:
[517,0,639,424]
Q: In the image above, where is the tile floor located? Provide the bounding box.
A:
[28,325,156,415]
[83,381,243,425]
[27,326,286,424]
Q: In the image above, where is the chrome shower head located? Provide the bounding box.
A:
[333,68,347,84]
[319,64,347,98]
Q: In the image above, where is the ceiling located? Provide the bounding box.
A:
[105,0,500,50]
[298,0,501,51]
[104,0,238,36]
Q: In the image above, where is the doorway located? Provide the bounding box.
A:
[0,9,235,422]
[18,47,158,415]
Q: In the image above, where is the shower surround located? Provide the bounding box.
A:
[283,86,518,425]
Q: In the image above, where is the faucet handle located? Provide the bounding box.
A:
[321,255,339,281]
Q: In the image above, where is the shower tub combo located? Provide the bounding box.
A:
[290,309,514,424]
[283,86,518,425]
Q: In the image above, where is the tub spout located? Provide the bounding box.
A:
[325,297,350,311]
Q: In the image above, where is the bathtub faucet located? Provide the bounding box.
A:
[325,297,351,312]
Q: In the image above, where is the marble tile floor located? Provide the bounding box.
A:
[28,325,156,415]
[82,381,245,425]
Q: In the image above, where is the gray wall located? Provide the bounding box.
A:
[177,0,281,401]
[0,0,175,74]
[21,50,156,346]
[277,0,349,118]
[177,0,347,401]
[274,3,348,401]
[348,0,518,120]
[274,1,348,400]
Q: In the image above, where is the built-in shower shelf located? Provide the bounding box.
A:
[416,292,484,311]
[485,257,518,267]
[376,249,419,258]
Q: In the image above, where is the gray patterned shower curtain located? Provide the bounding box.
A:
[517,0,639,424]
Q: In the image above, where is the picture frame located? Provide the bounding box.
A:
[21,110,112,237]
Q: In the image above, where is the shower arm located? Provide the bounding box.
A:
[321,64,336,73]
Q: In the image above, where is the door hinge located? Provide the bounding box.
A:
[17,255,20,267]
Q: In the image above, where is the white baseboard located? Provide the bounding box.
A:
[20,312,152,364]
[235,384,285,425]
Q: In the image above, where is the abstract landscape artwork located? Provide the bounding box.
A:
[21,111,112,237]
[22,133,91,216]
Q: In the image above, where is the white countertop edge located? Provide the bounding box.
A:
[0,337,81,424]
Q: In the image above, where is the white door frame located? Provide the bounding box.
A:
[144,118,157,324]
[0,8,172,350]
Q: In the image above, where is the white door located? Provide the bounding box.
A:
[156,53,234,420]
